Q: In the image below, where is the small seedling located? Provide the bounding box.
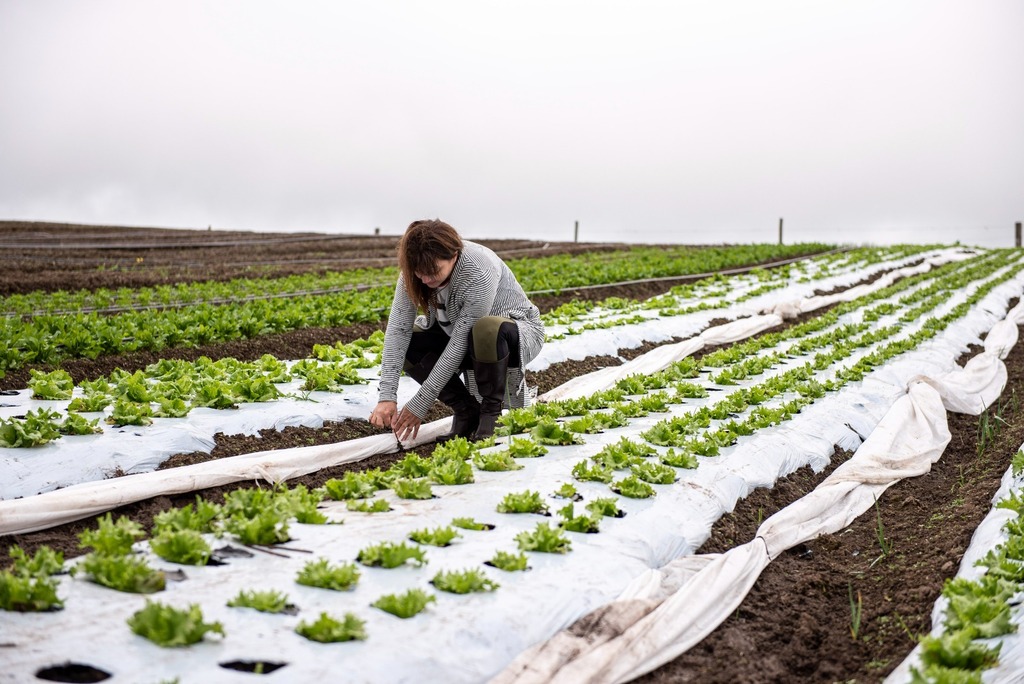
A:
[372,588,435,618]
[357,541,427,569]
[296,558,361,590]
[295,612,367,642]
[431,568,500,594]
[128,600,224,647]
[486,550,530,572]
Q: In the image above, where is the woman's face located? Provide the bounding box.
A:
[415,255,458,289]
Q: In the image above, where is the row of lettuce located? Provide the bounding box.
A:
[3,248,1020,663]
[0,433,624,647]
[907,449,1024,682]
[0,245,941,448]
[5,242,936,379]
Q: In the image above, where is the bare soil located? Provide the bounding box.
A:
[1,222,1017,682]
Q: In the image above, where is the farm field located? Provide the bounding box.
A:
[2,222,1024,683]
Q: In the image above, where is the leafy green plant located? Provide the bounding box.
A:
[451,516,494,531]
[557,503,601,533]
[372,588,436,618]
[74,553,166,594]
[611,475,656,499]
[227,589,291,613]
[553,482,580,500]
[28,368,75,400]
[392,477,434,500]
[357,541,427,568]
[0,571,63,612]
[0,408,63,447]
[8,546,64,577]
[78,513,146,556]
[531,419,585,446]
[497,490,549,515]
[389,453,433,479]
[223,508,291,546]
[506,437,549,458]
[497,407,542,435]
[429,455,475,485]
[431,568,500,594]
[346,498,392,513]
[572,460,614,483]
[152,497,221,534]
[322,472,379,500]
[106,399,154,426]
[564,413,604,434]
[473,450,524,472]
[67,392,113,413]
[430,436,476,461]
[277,484,329,524]
[295,612,367,642]
[58,412,103,436]
[516,522,572,554]
[153,397,191,418]
[296,558,361,590]
[149,529,212,566]
[585,497,625,518]
[660,447,699,469]
[487,550,530,572]
[128,600,225,647]
[1012,449,1024,478]
[943,590,1015,639]
[631,461,678,485]
[408,526,461,547]
[913,629,1000,673]
[592,438,653,469]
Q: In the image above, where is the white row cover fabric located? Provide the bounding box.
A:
[0,420,447,535]
[492,302,1022,683]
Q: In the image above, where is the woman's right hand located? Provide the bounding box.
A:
[369,401,398,428]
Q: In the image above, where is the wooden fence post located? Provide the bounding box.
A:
[778,218,783,245]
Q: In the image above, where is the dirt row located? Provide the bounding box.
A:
[0,220,640,295]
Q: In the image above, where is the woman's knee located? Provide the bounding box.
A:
[471,316,518,363]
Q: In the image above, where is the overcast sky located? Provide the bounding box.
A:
[1,1,1021,247]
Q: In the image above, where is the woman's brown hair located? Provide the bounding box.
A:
[397,219,464,312]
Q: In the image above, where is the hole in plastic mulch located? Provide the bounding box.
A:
[35,662,112,682]
[219,660,288,675]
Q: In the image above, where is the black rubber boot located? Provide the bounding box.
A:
[404,354,480,443]
[471,353,510,441]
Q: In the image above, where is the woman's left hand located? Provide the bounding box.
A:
[392,407,422,442]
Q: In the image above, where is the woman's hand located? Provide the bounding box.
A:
[369,401,397,429]
[391,407,422,442]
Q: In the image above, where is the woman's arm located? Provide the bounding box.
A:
[378,275,417,404]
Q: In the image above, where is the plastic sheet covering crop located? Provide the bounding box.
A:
[2,258,1021,682]
[492,301,1024,684]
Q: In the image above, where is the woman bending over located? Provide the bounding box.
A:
[369,219,545,443]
